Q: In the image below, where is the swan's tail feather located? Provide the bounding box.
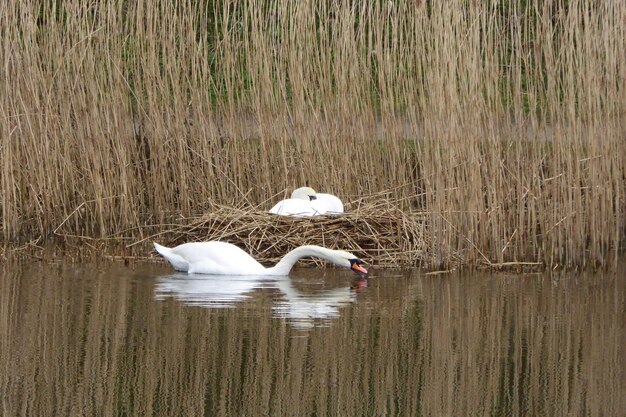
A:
[153,242,189,272]
[153,242,169,255]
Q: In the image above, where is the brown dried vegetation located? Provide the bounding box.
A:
[1,0,624,269]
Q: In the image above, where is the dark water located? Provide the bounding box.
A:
[1,262,624,416]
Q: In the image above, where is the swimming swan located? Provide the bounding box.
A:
[154,241,368,276]
[269,187,317,216]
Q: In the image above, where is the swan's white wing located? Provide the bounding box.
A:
[154,242,189,271]
[312,193,344,214]
[188,257,232,275]
[170,242,266,275]
[269,198,315,216]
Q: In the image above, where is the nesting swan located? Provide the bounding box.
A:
[269,187,317,216]
[311,193,344,214]
[269,187,344,216]
[154,241,367,276]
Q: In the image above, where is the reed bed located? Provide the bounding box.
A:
[1,0,624,269]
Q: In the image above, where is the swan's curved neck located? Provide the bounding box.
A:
[267,246,341,276]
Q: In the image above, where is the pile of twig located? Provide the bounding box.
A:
[130,200,435,267]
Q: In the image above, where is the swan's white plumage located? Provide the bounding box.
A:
[154,241,366,276]
[269,198,317,216]
[269,187,344,216]
[155,241,266,275]
[269,187,317,216]
[311,193,344,214]
[154,242,189,271]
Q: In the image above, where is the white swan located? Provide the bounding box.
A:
[269,187,344,216]
[154,241,368,276]
[269,187,317,216]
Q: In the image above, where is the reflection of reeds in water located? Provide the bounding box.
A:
[1,264,623,416]
[1,1,624,269]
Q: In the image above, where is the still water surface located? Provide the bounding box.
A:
[1,262,624,416]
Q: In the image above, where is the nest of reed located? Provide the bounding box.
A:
[134,200,435,268]
[8,198,447,268]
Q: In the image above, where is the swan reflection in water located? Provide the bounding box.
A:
[154,273,366,328]
[271,277,360,329]
[154,273,268,309]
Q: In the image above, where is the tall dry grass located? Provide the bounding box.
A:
[1,0,624,268]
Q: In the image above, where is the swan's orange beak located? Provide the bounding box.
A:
[350,260,368,274]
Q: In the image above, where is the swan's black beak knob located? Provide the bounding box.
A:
[309,195,317,201]
[350,259,368,274]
